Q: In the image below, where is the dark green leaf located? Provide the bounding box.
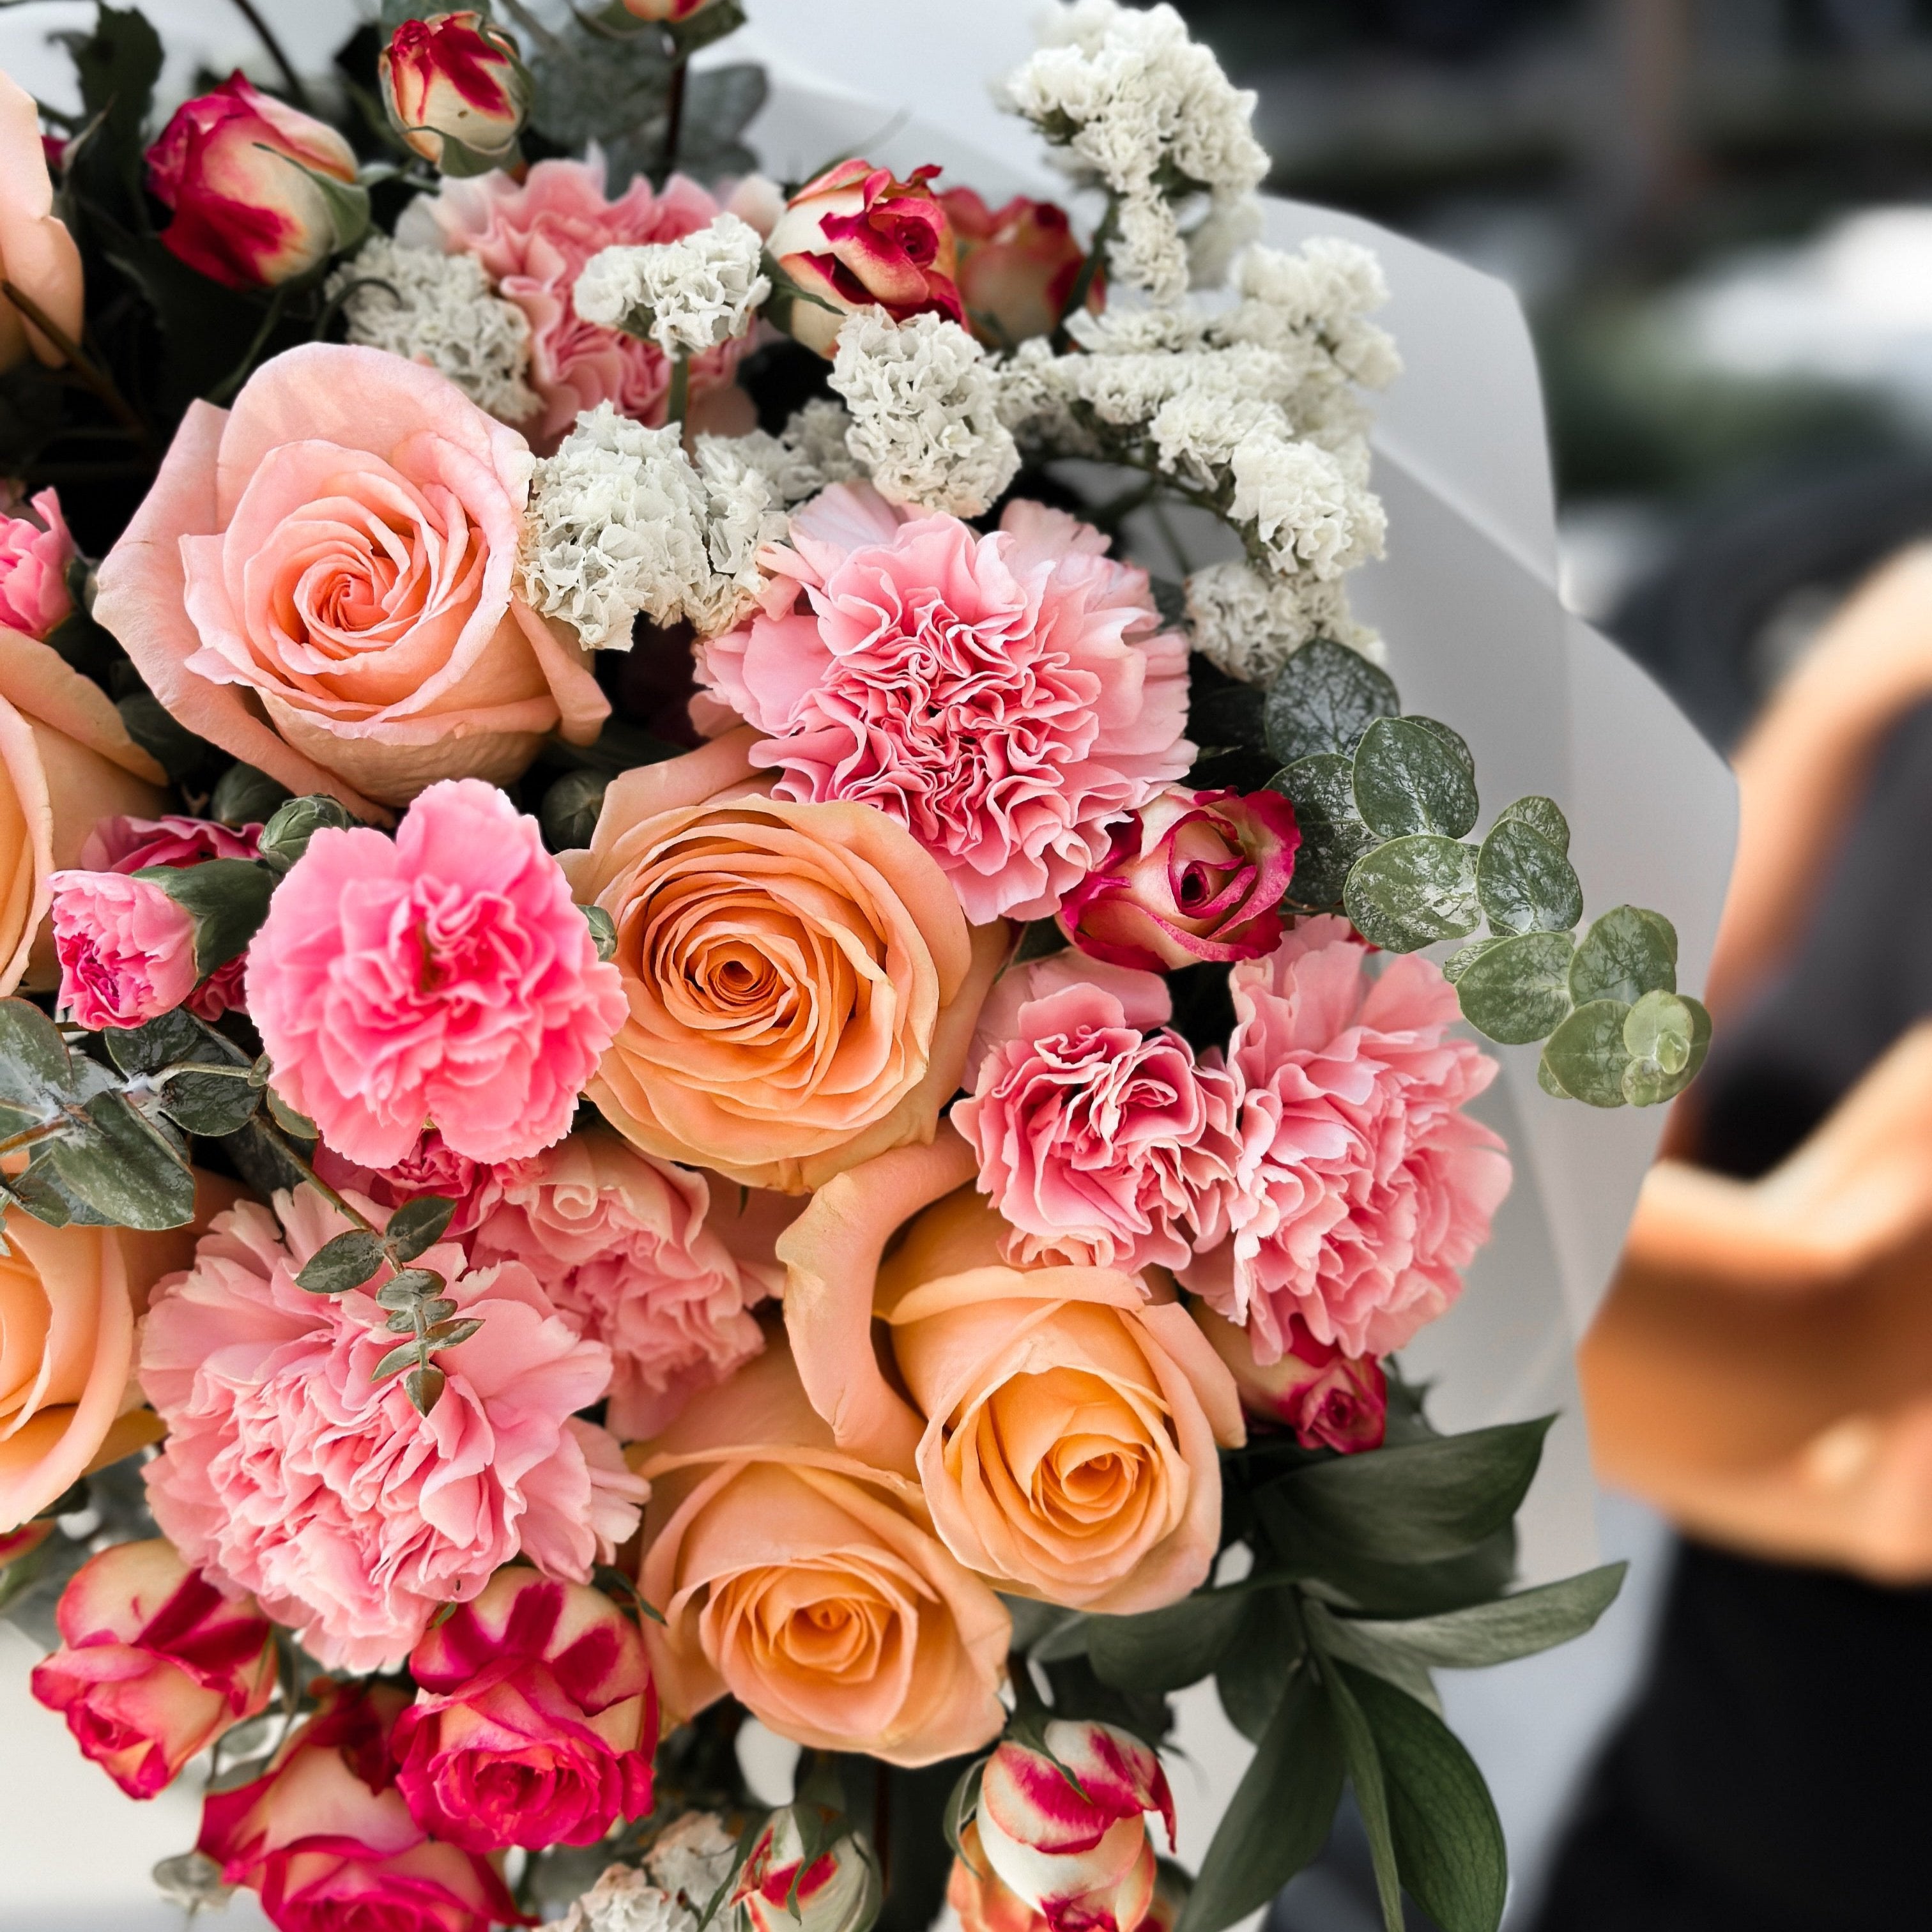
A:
[63,5,162,187]
[1272,753,1377,910]
[1264,638,1400,767]
[406,1364,445,1414]
[1214,1591,1301,1742]
[211,763,293,827]
[1352,718,1478,841]
[382,1267,447,1302]
[540,769,609,852]
[1568,906,1677,1008]
[295,1230,387,1294]
[668,0,750,55]
[1453,930,1575,1045]
[1326,1664,1404,1932]
[1343,836,1480,953]
[1475,818,1582,936]
[1443,937,1503,987]
[1087,1584,1251,1692]
[371,1340,420,1382]
[117,691,220,786]
[1012,919,1071,966]
[46,1092,195,1229]
[942,1758,986,1864]
[156,1070,261,1137]
[385,1194,456,1261]
[1539,1000,1632,1109]
[0,998,75,1130]
[582,903,618,962]
[103,1006,246,1080]
[1493,795,1569,855]
[137,860,274,975]
[424,1317,483,1348]
[264,1087,318,1138]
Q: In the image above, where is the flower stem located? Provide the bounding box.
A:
[227,0,313,112]
[662,51,689,183]
[0,1116,74,1161]
[1052,196,1117,349]
[0,280,150,447]
[666,351,691,431]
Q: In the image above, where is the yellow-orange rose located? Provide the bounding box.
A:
[0,628,167,993]
[630,1336,1009,1767]
[0,1175,242,1532]
[781,1133,1244,1614]
[560,729,1004,1193]
[0,71,84,372]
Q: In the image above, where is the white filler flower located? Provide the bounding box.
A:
[573,213,770,355]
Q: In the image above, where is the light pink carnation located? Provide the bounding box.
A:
[696,484,1193,924]
[408,153,748,448]
[1181,916,1512,1360]
[245,778,627,1170]
[139,1186,645,1671]
[312,1128,485,1225]
[48,870,199,1029]
[80,813,261,871]
[469,1125,780,1439]
[0,486,75,638]
[953,978,1239,1274]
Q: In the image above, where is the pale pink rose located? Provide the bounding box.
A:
[0,487,75,638]
[29,1539,275,1800]
[139,1184,645,1671]
[1181,916,1512,1361]
[381,13,527,170]
[952,980,1241,1273]
[47,870,198,1029]
[468,1124,781,1439]
[93,342,608,816]
[696,486,1192,923]
[247,779,627,1169]
[1191,1300,1386,1453]
[406,153,750,448]
[0,70,84,371]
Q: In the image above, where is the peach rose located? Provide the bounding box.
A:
[0,70,84,371]
[0,1174,239,1533]
[0,630,167,995]
[631,1337,1009,1767]
[780,1133,1243,1614]
[93,342,608,818]
[558,729,1004,1193]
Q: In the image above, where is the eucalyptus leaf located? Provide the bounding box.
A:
[1569,906,1678,1008]
[424,1317,483,1348]
[265,1088,318,1140]
[405,1364,445,1414]
[1343,837,1480,953]
[156,1070,262,1138]
[1475,818,1582,936]
[1262,638,1400,767]
[1272,753,1376,910]
[1443,938,1503,987]
[540,769,609,852]
[1351,717,1479,841]
[1539,1000,1633,1109]
[104,1006,246,1080]
[1453,930,1575,1045]
[45,1092,195,1230]
[295,1230,387,1294]
[0,998,77,1128]
[385,1195,456,1261]
[1622,991,1711,1107]
[381,1268,447,1303]
[1494,795,1569,854]
[371,1341,421,1382]
[942,1758,986,1864]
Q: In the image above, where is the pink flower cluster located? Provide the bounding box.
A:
[0,485,74,638]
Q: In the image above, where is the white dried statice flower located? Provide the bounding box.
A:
[1186,559,1383,683]
[1230,424,1384,578]
[573,214,770,356]
[1212,239,1402,391]
[780,398,864,489]
[559,1866,696,1932]
[328,234,537,423]
[831,310,1020,517]
[689,436,789,632]
[1186,196,1264,289]
[646,1812,739,1910]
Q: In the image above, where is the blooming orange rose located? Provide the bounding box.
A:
[781,1133,1243,1613]
[0,629,167,994]
[558,729,1004,1193]
[630,1337,1009,1767]
[0,70,84,370]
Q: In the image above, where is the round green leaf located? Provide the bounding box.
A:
[1538,999,1633,1109]
[1343,836,1480,953]
[1263,638,1400,767]
[1621,991,1712,1107]
[1443,937,1503,986]
[1273,753,1375,908]
[1476,818,1583,936]
[1453,930,1576,1045]
[1352,717,1480,841]
[1494,794,1570,855]
[1570,906,1678,1007]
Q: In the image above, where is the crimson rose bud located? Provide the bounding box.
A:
[147,75,362,289]
[940,188,1096,348]
[380,12,528,174]
[30,1539,275,1799]
[1059,785,1300,972]
[393,1566,657,1852]
[1192,1302,1386,1453]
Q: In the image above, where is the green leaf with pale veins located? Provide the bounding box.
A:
[1570,906,1678,1008]
[1263,638,1400,767]
[1453,930,1575,1045]
[1540,999,1633,1108]
[1476,817,1583,935]
[1352,717,1479,841]
[1344,836,1480,953]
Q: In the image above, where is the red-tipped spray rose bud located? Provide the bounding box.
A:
[732,1806,882,1932]
[940,189,1098,348]
[379,12,528,175]
[1192,1302,1387,1453]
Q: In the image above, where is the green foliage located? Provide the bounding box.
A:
[1343,834,1480,951]
[539,769,610,852]
[1568,904,1678,1008]
[1264,637,1399,766]
[1452,930,1575,1045]
[1476,814,1581,935]
[259,795,359,872]
[1351,717,1478,841]
[138,859,275,974]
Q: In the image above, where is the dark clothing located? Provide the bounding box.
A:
[1533,699,1932,1931]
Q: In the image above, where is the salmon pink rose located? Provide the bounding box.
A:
[0,487,75,637]
[696,486,1192,924]
[0,71,84,371]
[247,779,625,1169]
[393,1567,657,1851]
[381,13,528,172]
[631,1339,1010,1766]
[766,160,963,356]
[559,728,1004,1193]
[940,188,1095,348]
[140,1185,645,1670]
[1192,1302,1386,1452]
[779,1137,1243,1613]
[93,342,608,815]
[29,1539,275,1799]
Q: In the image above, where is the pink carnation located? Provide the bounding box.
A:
[407,153,749,448]
[696,485,1193,923]
[954,976,1240,1274]
[245,778,627,1170]
[0,486,75,638]
[48,870,199,1030]
[1181,916,1512,1360]
[139,1186,645,1671]
[314,1128,486,1225]
[469,1126,779,1439]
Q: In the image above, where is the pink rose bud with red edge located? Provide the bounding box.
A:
[146,74,362,290]
[380,12,528,174]
[976,1721,1176,1932]
[1059,786,1301,972]
[765,159,965,356]
[940,188,1098,348]
[392,1567,657,1853]
[29,1539,276,1800]
[1192,1302,1387,1453]
[0,486,76,639]
[733,1806,882,1932]
[622,0,724,18]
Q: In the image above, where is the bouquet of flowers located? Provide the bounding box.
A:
[0,3,1712,1929]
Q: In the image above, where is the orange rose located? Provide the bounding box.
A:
[631,1336,1009,1767]
[0,629,167,993]
[781,1133,1244,1614]
[0,70,84,371]
[559,729,1004,1193]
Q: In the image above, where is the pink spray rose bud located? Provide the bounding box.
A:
[949,1825,1184,1932]
[1192,1302,1387,1453]
[49,869,199,1029]
[976,1722,1176,1932]
[381,13,528,174]
[765,159,964,356]
[0,1519,52,1570]
[0,487,75,638]
[29,1539,276,1800]
[940,188,1097,348]
[147,74,362,289]
[622,0,724,19]
[733,1807,882,1932]
[1061,786,1301,973]
[393,1567,657,1853]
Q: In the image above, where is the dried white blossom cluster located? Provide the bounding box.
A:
[1005,0,1269,303]
[556,1867,692,1932]
[1185,558,1384,682]
[328,236,538,424]
[829,310,1020,518]
[556,1813,739,1932]
[573,213,770,355]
